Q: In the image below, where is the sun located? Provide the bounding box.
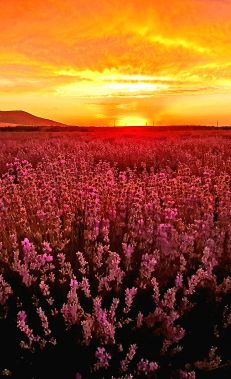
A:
[116,115,149,126]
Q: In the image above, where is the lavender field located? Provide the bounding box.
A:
[0,129,231,379]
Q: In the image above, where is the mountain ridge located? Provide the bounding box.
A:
[0,110,67,127]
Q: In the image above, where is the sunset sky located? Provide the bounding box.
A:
[1,0,231,126]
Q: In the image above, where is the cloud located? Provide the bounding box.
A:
[1,0,231,124]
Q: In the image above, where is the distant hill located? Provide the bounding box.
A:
[0,110,67,127]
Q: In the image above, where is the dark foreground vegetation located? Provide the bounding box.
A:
[0,128,230,378]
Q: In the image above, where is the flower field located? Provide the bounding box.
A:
[0,129,231,378]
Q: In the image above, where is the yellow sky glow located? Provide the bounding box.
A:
[1,0,231,126]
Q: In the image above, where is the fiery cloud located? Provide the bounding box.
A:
[1,0,231,125]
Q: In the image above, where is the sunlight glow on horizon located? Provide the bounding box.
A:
[1,0,231,126]
[116,115,149,127]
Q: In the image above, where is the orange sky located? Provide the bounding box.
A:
[1,0,231,126]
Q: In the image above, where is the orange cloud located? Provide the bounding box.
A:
[1,0,231,125]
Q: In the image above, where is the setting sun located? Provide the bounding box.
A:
[116,115,149,127]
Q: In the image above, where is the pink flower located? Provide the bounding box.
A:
[124,287,137,314]
[94,347,111,370]
[0,274,13,305]
[175,274,183,288]
[122,243,134,259]
[21,238,32,254]
[121,344,137,372]
[70,278,78,288]
[137,359,159,375]
[42,242,52,255]
[17,310,27,322]
[43,254,53,263]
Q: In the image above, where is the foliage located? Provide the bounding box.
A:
[0,131,231,378]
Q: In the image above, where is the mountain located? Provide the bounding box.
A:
[0,110,67,127]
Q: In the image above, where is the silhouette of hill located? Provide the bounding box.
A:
[0,110,67,127]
